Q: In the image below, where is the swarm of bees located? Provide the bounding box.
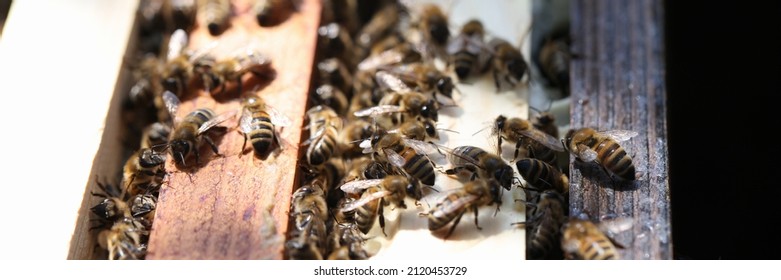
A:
[95,0,641,260]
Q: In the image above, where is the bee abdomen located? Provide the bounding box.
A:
[528,224,558,259]
[526,140,558,166]
[594,139,635,181]
[308,133,336,166]
[585,239,619,260]
[401,151,436,186]
[355,203,378,234]
[453,52,477,79]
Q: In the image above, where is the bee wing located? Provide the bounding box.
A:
[445,34,468,55]
[384,148,407,169]
[436,194,480,214]
[358,49,404,71]
[353,105,404,117]
[162,91,180,121]
[167,29,188,61]
[198,110,237,134]
[576,144,598,162]
[265,104,292,127]
[339,179,385,194]
[598,216,634,235]
[239,108,253,133]
[359,139,374,154]
[375,71,413,93]
[518,128,565,152]
[601,130,638,142]
[342,190,391,212]
[187,40,220,63]
[401,138,438,155]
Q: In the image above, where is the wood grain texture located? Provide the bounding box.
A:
[146,0,320,259]
[569,0,671,259]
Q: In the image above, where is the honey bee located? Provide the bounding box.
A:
[336,118,375,158]
[194,48,274,96]
[357,41,422,72]
[316,58,353,96]
[312,84,349,116]
[406,3,450,60]
[354,91,439,127]
[97,217,150,260]
[253,0,300,27]
[342,157,389,184]
[303,105,342,166]
[287,184,328,260]
[316,23,356,68]
[239,93,291,157]
[122,148,167,197]
[564,128,638,181]
[161,29,193,97]
[561,218,625,260]
[423,179,503,239]
[166,0,197,31]
[378,63,456,103]
[537,34,571,93]
[340,175,423,235]
[515,190,567,260]
[531,110,559,139]
[355,3,400,59]
[515,158,569,195]
[360,129,438,186]
[91,181,130,223]
[389,118,439,142]
[140,122,172,149]
[326,222,369,260]
[129,193,157,223]
[488,38,528,92]
[493,115,565,162]
[445,146,515,191]
[446,19,490,80]
[162,91,236,167]
[198,0,230,35]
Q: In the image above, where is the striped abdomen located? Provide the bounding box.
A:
[452,51,479,80]
[515,158,568,195]
[246,109,274,155]
[448,145,485,168]
[397,146,436,186]
[526,191,566,259]
[182,108,215,128]
[579,238,620,260]
[427,193,469,231]
[307,125,338,166]
[355,187,381,234]
[589,137,635,181]
[523,138,558,166]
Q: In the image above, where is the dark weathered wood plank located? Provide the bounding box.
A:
[146,0,320,259]
[569,0,670,259]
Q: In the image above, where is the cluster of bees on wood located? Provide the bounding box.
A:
[89,0,641,260]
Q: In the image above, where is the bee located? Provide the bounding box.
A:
[198,0,230,35]
[537,34,571,93]
[316,58,353,97]
[493,115,565,162]
[354,91,439,127]
[239,93,291,157]
[358,41,422,72]
[531,110,559,139]
[446,19,490,80]
[378,63,456,103]
[166,0,197,31]
[122,148,167,197]
[194,48,274,96]
[515,158,569,195]
[413,3,450,60]
[254,0,300,27]
[340,175,423,235]
[561,218,625,260]
[162,91,236,167]
[97,217,150,260]
[423,179,503,239]
[488,38,528,92]
[90,181,130,223]
[140,122,172,149]
[389,118,439,142]
[360,129,438,186]
[564,128,638,181]
[316,23,356,68]
[355,3,400,59]
[342,157,389,184]
[287,184,328,260]
[445,146,515,191]
[514,190,567,260]
[303,105,342,166]
[326,222,369,260]
[312,84,349,118]
[336,118,375,158]
[129,193,158,223]
[161,29,193,98]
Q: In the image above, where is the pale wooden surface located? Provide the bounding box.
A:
[145,0,321,259]
[569,0,671,259]
[0,0,139,259]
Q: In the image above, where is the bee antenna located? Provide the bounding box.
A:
[150,143,170,153]
[425,185,440,193]
[472,124,492,136]
[436,127,459,134]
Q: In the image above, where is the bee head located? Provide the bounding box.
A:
[495,165,514,191]
[435,77,454,98]
[495,115,507,133]
[405,178,423,201]
[507,58,527,82]
[162,77,180,94]
[429,22,450,46]
[91,198,118,221]
[170,139,191,165]
[139,148,167,168]
[564,129,576,150]
[422,120,437,139]
[420,99,438,122]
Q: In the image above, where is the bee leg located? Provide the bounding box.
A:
[444,209,466,240]
[473,205,482,230]
[493,70,501,92]
[235,77,242,96]
[239,132,248,158]
[512,140,523,162]
[203,135,221,156]
[497,136,504,156]
[378,203,387,237]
